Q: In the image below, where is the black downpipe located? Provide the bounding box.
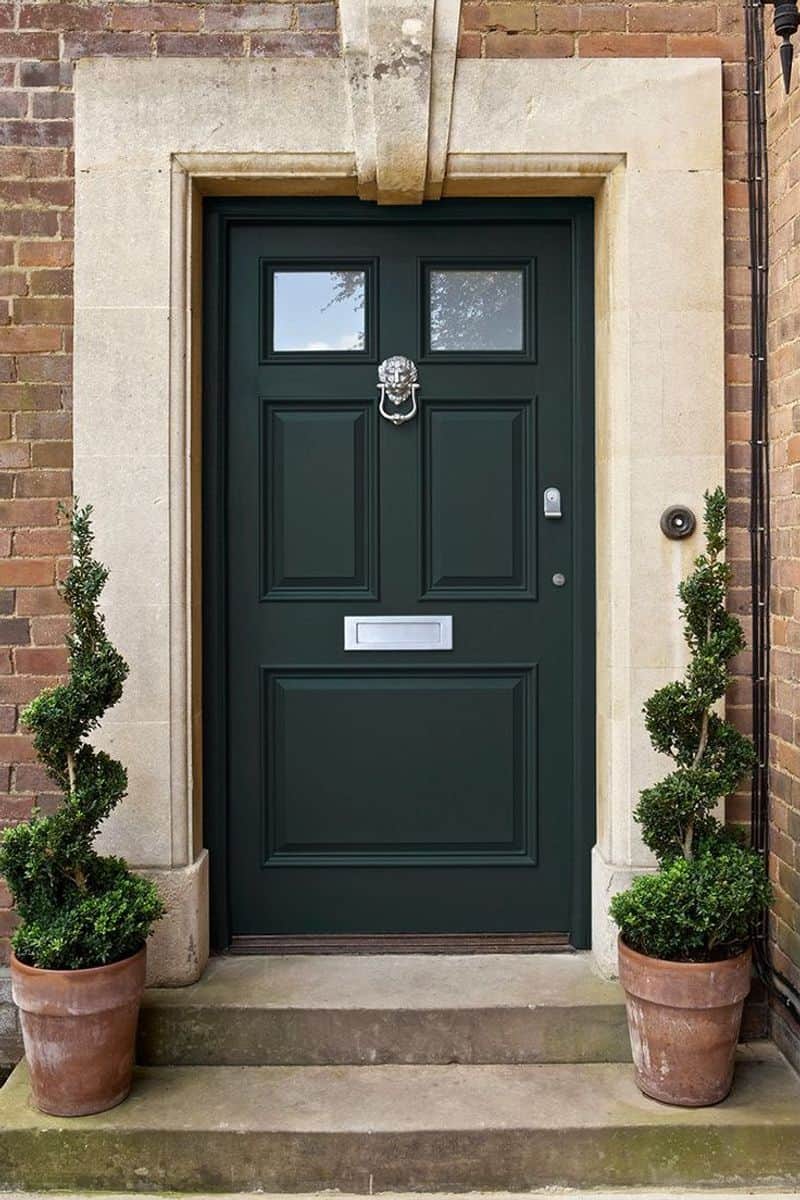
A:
[745,0,800,1025]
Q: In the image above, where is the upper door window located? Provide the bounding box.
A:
[425,264,530,355]
[265,263,373,357]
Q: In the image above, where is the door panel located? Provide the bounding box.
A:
[263,403,376,598]
[203,197,594,948]
[265,669,533,862]
[424,403,532,596]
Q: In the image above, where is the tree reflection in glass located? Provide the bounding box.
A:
[429,269,524,352]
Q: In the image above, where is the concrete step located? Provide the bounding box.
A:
[1,1045,799,1192]
[137,952,631,1066]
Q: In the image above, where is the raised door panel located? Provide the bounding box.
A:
[423,402,534,597]
[264,668,537,866]
[263,403,376,599]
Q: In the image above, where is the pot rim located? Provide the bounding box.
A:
[10,944,146,981]
[617,934,752,972]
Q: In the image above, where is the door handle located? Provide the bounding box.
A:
[544,487,562,518]
[378,356,419,425]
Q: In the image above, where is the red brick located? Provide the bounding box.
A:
[629,3,717,33]
[31,440,71,468]
[17,241,73,269]
[14,410,70,439]
[578,31,668,56]
[0,32,60,59]
[0,383,62,411]
[14,468,71,497]
[30,91,74,120]
[18,61,60,87]
[14,645,67,674]
[0,271,27,297]
[0,326,61,353]
[15,355,71,384]
[539,3,625,33]
[0,92,29,119]
[484,31,574,56]
[20,4,108,31]
[0,619,30,646]
[0,211,59,238]
[667,33,745,58]
[13,527,69,556]
[0,734,36,761]
[28,268,72,296]
[15,587,65,616]
[0,441,30,468]
[154,32,245,55]
[29,614,69,645]
[0,499,59,528]
[13,762,55,791]
[0,120,72,147]
[463,3,537,32]
[0,558,54,586]
[111,4,201,32]
[61,31,151,58]
[14,297,73,324]
[297,3,336,31]
[459,30,482,56]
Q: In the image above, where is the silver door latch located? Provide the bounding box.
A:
[544,487,562,518]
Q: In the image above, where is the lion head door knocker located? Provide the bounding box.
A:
[377,356,419,426]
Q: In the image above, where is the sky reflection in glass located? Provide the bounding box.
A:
[273,270,366,352]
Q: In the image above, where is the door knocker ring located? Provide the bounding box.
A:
[378,356,419,426]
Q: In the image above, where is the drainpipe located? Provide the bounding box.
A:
[745,0,800,1026]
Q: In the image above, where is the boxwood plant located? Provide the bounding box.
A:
[610,488,771,962]
[0,503,164,970]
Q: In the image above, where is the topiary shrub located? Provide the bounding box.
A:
[0,502,164,971]
[610,488,771,962]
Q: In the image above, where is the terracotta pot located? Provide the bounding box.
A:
[618,937,751,1107]
[11,946,146,1116]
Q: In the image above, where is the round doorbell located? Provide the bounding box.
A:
[660,505,696,540]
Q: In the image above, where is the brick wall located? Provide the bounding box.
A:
[766,34,800,1000]
[0,0,338,964]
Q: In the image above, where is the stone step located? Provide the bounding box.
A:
[137,952,631,1066]
[1,1045,799,1192]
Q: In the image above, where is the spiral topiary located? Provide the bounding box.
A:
[0,502,164,970]
[610,488,771,961]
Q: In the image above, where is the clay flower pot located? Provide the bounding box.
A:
[11,946,146,1116]
[618,937,751,1107]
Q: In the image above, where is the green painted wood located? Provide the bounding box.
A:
[203,198,595,947]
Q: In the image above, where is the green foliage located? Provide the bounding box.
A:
[610,489,771,962]
[0,503,164,970]
[609,835,773,962]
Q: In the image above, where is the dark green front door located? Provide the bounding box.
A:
[204,198,594,949]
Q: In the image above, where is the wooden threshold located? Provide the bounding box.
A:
[229,932,573,955]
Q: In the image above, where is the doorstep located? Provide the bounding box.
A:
[137,950,631,1065]
[0,1045,799,1192]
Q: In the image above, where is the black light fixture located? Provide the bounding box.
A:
[769,0,800,92]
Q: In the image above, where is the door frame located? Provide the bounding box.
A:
[202,196,595,953]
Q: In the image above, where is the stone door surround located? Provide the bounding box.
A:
[73,0,725,981]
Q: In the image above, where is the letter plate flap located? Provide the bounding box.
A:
[344,615,452,651]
